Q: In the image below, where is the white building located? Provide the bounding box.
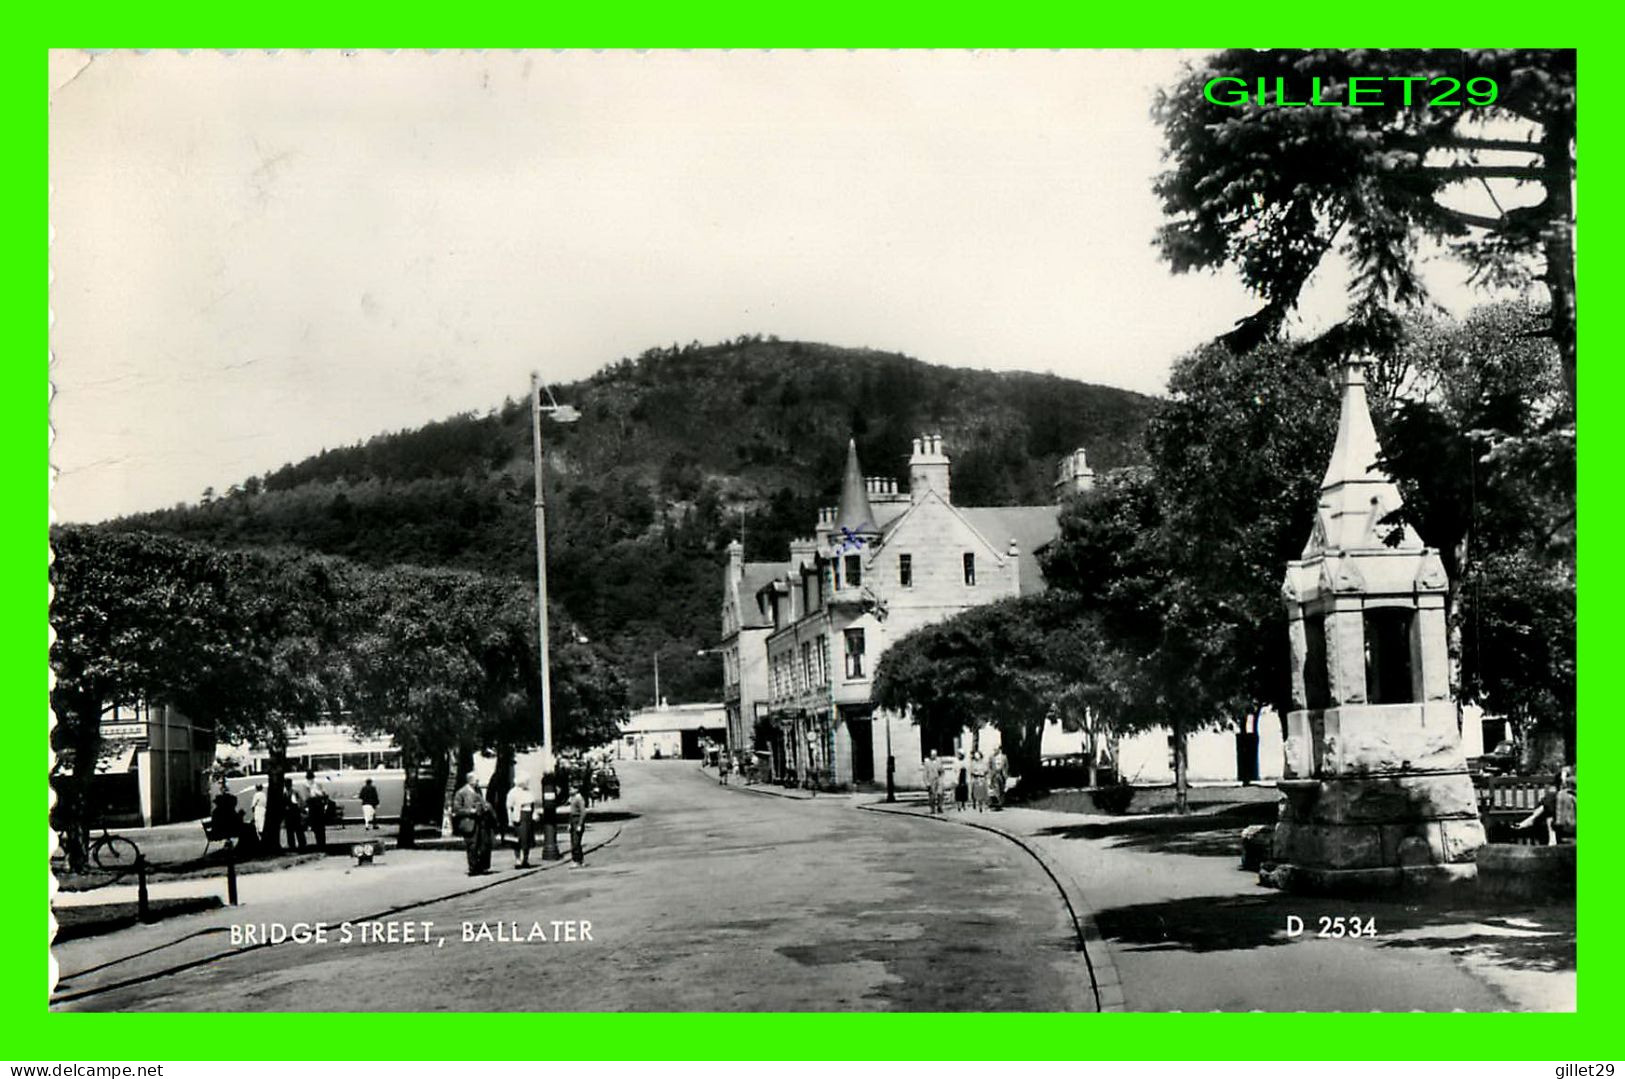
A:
[611,702,727,761]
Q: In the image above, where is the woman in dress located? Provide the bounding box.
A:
[970,751,989,812]
[953,752,969,812]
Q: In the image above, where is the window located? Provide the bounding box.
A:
[963,552,976,586]
[845,554,862,588]
[801,641,813,687]
[1302,615,1330,709]
[844,628,866,679]
[898,553,913,588]
[817,635,829,684]
[1364,608,1417,705]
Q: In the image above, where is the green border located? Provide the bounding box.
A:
[21,8,1618,1060]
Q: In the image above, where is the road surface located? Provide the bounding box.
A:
[56,761,1093,1012]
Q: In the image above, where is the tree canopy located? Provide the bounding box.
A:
[1155,49,1577,405]
[49,526,630,855]
[873,593,1100,785]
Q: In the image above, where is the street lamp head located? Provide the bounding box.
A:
[544,404,581,424]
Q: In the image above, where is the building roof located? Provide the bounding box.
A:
[738,561,790,628]
[958,505,1063,596]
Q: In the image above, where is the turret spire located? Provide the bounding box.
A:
[834,439,878,535]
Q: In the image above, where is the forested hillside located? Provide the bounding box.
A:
[113,337,1156,703]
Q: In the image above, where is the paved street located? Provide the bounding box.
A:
[53,761,1093,1012]
[870,798,1576,1013]
[51,762,1574,1013]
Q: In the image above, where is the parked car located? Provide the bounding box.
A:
[1472,739,1519,775]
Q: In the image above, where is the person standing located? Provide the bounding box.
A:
[211,780,243,845]
[989,748,1009,811]
[282,778,307,851]
[506,774,536,868]
[251,783,268,841]
[970,751,989,813]
[923,751,944,815]
[953,752,969,812]
[719,752,732,786]
[568,786,588,866]
[1556,769,1577,844]
[303,770,329,851]
[358,777,381,831]
[452,773,494,875]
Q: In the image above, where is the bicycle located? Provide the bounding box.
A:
[86,825,143,880]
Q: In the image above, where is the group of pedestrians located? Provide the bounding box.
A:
[922,748,1009,814]
[216,770,381,852]
[453,772,590,876]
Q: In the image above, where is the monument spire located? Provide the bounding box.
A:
[1306,361,1418,557]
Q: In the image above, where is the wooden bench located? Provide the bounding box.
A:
[1475,773,1557,845]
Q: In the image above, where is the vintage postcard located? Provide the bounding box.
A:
[47,48,1577,1013]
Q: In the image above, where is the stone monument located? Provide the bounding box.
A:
[1269,361,1485,892]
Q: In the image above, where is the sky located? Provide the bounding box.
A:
[48,50,1502,523]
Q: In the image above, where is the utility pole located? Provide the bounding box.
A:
[530,373,579,861]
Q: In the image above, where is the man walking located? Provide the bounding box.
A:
[568,785,588,867]
[358,777,380,831]
[507,773,536,868]
[924,750,944,815]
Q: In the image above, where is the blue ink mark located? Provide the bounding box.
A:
[838,527,866,553]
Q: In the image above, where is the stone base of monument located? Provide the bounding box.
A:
[1260,773,1486,896]
[1260,860,1477,896]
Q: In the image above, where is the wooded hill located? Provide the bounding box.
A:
[111,337,1157,704]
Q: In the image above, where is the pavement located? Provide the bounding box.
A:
[52,761,1092,1012]
[864,793,1576,1012]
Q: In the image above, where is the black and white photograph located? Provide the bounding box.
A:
[47,48,1577,1013]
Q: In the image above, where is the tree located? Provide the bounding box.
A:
[344,566,504,846]
[1155,49,1577,406]
[1040,334,1346,813]
[1040,471,1218,813]
[49,528,244,867]
[186,549,359,851]
[875,593,1102,790]
[1373,303,1573,757]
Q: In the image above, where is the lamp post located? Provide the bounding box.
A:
[696,647,726,755]
[531,373,579,862]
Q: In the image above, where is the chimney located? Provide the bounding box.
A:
[815,507,836,548]
[1053,447,1095,502]
[726,538,744,583]
[789,536,818,570]
[908,432,951,505]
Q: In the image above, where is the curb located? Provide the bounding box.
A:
[699,764,849,802]
[858,801,1125,1013]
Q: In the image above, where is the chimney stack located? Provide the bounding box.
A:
[908,432,951,505]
